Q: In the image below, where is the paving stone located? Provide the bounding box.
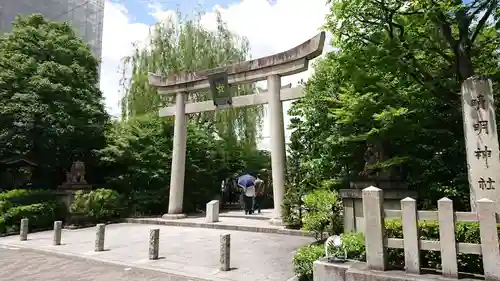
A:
[0,246,210,281]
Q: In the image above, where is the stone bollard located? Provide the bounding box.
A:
[53,221,63,246]
[19,218,29,241]
[95,223,105,252]
[206,200,220,223]
[149,228,160,260]
[220,233,230,271]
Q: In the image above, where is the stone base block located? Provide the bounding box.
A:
[340,188,417,233]
[313,258,479,281]
[206,200,220,223]
[313,258,352,281]
[54,189,89,209]
[269,217,283,226]
[161,213,187,220]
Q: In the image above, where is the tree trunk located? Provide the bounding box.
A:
[455,42,474,83]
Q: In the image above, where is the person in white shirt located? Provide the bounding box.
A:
[238,174,256,215]
[243,183,255,214]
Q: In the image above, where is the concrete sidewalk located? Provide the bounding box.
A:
[0,223,313,281]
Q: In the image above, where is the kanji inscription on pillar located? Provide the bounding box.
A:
[461,77,500,212]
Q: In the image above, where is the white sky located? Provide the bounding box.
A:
[99,0,333,150]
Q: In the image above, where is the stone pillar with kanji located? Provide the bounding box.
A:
[461,77,500,212]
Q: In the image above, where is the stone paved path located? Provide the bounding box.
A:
[137,216,283,228]
[0,246,206,281]
[0,223,313,281]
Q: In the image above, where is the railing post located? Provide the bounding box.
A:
[401,197,420,274]
[438,198,458,278]
[477,198,500,280]
[362,186,387,271]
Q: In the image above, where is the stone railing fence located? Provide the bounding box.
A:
[362,186,500,280]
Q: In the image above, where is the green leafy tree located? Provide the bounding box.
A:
[120,11,263,147]
[98,114,271,214]
[327,0,500,83]
[0,14,109,186]
[288,0,500,210]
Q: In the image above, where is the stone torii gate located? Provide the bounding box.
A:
[148,31,326,225]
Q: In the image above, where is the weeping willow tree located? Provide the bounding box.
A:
[119,11,264,147]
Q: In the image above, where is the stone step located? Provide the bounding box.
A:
[125,217,313,237]
[218,213,271,221]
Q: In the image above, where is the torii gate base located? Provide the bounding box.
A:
[149,31,326,225]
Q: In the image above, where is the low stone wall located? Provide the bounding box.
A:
[313,258,480,281]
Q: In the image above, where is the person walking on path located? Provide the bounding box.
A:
[237,173,256,215]
[253,175,265,214]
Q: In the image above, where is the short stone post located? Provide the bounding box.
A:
[477,198,500,280]
[220,233,230,271]
[149,228,160,260]
[206,200,220,223]
[19,218,29,241]
[53,221,62,246]
[94,223,105,252]
[362,186,387,271]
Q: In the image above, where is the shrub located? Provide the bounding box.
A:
[0,200,12,214]
[1,201,67,233]
[339,232,365,260]
[0,189,67,234]
[127,188,168,216]
[301,189,343,239]
[0,216,5,233]
[292,244,325,281]
[283,186,304,229]
[294,232,365,281]
[70,189,124,222]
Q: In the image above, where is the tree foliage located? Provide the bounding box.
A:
[98,114,270,214]
[0,14,109,186]
[288,0,500,210]
[120,11,263,147]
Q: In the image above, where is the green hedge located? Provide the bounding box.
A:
[293,220,494,281]
[0,189,68,234]
[0,202,67,233]
[0,189,58,207]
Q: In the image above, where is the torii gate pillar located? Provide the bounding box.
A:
[267,75,286,223]
[169,91,187,216]
[149,31,326,225]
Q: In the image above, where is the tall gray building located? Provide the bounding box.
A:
[0,0,105,77]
